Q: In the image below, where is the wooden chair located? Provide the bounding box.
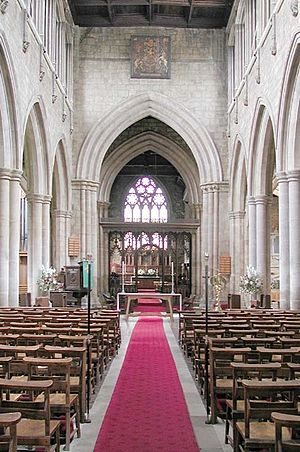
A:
[236,380,300,451]
[209,346,251,423]
[271,412,300,451]
[44,345,87,422]
[225,362,281,450]
[0,379,60,452]
[0,412,21,452]
[24,356,81,451]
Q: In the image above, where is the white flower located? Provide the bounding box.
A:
[37,266,62,293]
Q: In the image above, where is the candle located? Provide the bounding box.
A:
[171,262,174,293]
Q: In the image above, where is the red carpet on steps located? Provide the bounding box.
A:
[134,289,165,313]
[94,318,199,452]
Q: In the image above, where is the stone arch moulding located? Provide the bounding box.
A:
[52,137,72,212]
[98,132,201,206]
[277,32,300,172]
[0,32,20,169]
[229,134,248,212]
[248,99,276,197]
[76,92,223,184]
[22,98,51,196]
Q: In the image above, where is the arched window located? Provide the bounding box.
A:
[124,177,168,223]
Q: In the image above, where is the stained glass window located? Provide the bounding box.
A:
[124,177,168,223]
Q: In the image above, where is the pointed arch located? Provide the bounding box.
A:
[99,132,201,205]
[277,32,300,172]
[52,137,72,211]
[76,92,223,184]
[248,100,276,196]
[229,134,247,212]
[22,100,51,195]
[0,32,20,169]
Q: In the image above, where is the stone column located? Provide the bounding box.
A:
[42,195,51,269]
[73,180,99,300]
[27,194,44,301]
[229,212,236,292]
[207,187,214,272]
[288,171,300,310]
[0,170,11,306]
[256,195,270,291]
[192,203,202,294]
[52,209,71,271]
[9,171,22,306]
[201,186,209,266]
[230,211,246,293]
[89,187,98,297]
[213,187,219,273]
[277,172,290,309]
[80,187,86,259]
[248,196,257,268]
[98,201,110,294]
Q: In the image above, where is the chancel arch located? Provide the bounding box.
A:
[76,92,223,184]
[73,93,228,293]
[98,131,201,206]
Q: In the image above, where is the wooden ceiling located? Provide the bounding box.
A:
[67,0,233,28]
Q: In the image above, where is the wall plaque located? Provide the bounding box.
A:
[131,36,171,79]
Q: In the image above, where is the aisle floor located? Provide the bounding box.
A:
[70,316,232,452]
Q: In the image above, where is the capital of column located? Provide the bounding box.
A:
[0,168,22,182]
[275,171,287,184]
[200,183,219,193]
[192,202,202,217]
[247,196,256,206]
[98,201,110,218]
[229,210,246,220]
[52,209,72,219]
[255,194,272,205]
[72,179,99,192]
[287,170,300,183]
[27,193,51,204]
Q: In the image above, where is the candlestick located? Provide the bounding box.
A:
[121,261,125,292]
[171,261,174,293]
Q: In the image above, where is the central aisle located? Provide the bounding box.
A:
[94,317,199,452]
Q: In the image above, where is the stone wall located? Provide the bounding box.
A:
[73,26,228,174]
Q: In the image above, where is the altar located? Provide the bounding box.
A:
[116,292,182,320]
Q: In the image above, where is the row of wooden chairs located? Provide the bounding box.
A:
[0,307,122,450]
[179,309,300,451]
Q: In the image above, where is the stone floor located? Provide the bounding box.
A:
[70,315,232,452]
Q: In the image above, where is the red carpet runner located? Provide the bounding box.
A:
[94,318,199,452]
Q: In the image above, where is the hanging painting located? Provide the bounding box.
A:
[131,36,171,79]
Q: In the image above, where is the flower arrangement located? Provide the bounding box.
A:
[147,268,156,276]
[138,269,145,275]
[240,266,263,294]
[37,266,62,294]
